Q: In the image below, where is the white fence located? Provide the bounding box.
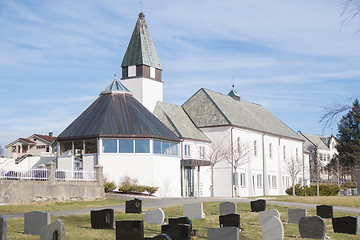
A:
[0,168,97,182]
[0,167,48,180]
[55,170,96,181]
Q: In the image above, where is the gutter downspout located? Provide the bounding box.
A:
[262,133,266,196]
[181,141,185,197]
[231,127,234,197]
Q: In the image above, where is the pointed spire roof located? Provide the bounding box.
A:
[121,12,162,70]
[101,74,131,95]
[228,89,240,101]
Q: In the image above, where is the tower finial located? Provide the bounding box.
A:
[139,0,143,13]
[232,76,235,90]
[114,74,117,80]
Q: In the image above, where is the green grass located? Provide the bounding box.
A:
[270,195,360,209]
[6,201,360,239]
[0,198,124,214]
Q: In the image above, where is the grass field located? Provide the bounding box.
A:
[4,199,360,240]
[270,195,360,208]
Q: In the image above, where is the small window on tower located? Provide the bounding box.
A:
[128,66,136,77]
[150,67,155,78]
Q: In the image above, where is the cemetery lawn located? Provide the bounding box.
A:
[270,195,360,209]
[6,201,360,240]
[0,198,124,214]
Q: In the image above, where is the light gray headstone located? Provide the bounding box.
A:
[258,209,280,226]
[262,216,284,240]
[288,209,307,224]
[0,216,7,240]
[357,216,360,235]
[298,216,326,239]
[24,211,51,235]
[145,208,165,224]
[356,166,360,196]
[183,203,205,219]
[40,219,65,240]
[208,227,239,240]
[219,202,237,216]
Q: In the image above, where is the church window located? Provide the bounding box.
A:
[239,173,246,187]
[253,140,257,156]
[103,139,117,153]
[60,141,73,155]
[85,139,97,154]
[153,140,161,154]
[272,175,277,188]
[184,144,191,157]
[119,139,133,153]
[150,67,155,78]
[296,148,299,161]
[199,146,205,159]
[257,174,262,187]
[135,139,150,153]
[283,146,286,160]
[269,143,272,158]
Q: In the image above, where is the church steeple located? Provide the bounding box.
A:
[121,12,162,82]
[120,12,164,113]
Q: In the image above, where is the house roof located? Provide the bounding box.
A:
[57,81,180,142]
[182,88,303,141]
[153,101,210,142]
[121,12,162,70]
[300,133,330,150]
[19,138,35,144]
[33,134,57,143]
[5,134,56,148]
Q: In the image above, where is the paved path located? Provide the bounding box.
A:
[3,193,360,219]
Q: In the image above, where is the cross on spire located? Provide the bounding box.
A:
[139,0,143,12]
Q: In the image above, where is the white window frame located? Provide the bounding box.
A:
[184,144,191,157]
[257,174,262,188]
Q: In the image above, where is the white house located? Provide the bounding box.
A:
[298,132,338,181]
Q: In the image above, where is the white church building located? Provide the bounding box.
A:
[55,12,309,198]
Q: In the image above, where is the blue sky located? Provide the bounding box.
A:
[1,1,360,155]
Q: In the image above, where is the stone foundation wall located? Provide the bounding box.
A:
[0,163,105,204]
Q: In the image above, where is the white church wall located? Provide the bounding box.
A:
[153,155,181,197]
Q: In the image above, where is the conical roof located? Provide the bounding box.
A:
[101,75,131,95]
[121,12,162,70]
[57,78,179,141]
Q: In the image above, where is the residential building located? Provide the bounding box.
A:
[297,132,338,181]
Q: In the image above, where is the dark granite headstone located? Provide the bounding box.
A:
[332,216,358,235]
[161,224,191,240]
[250,199,266,212]
[144,233,172,240]
[219,213,240,228]
[91,208,114,229]
[298,216,326,239]
[0,216,7,240]
[168,217,192,232]
[116,220,144,240]
[316,205,333,218]
[125,198,142,214]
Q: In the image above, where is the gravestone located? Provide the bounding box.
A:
[24,211,51,235]
[40,219,65,240]
[298,216,326,239]
[258,209,280,226]
[356,166,360,196]
[250,199,266,212]
[144,233,172,240]
[316,205,333,218]
[161,224,191,240]
[0,216,7,240]
[219,201,237,216]
[183,203,205,219]
[219,213,240,228]
[262,216,284,240]
[168,217,192,232]
[288,209,307,224]
[116,220,144,240]
[145,208,165,224]
[332,216,359,235]
[91,208,114,229]
[208,227,239,240]
[125,198,142,214]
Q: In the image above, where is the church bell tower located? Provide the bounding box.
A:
[121,12,163,113]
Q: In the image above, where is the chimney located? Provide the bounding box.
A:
[49,132,53,137]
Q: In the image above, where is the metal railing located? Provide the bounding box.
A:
[0,167,48,180]
[55,170,96,181]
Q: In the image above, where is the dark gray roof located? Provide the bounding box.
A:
[182,88,303,141]
[57,92,179,142]
[121,12,162,70]
[153,102,210,142]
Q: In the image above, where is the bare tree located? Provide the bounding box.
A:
[204,138,228,197]
[326,156,344,188]
[223,139,249,197]
[308,145,322,196]
[286,156,303,196]
[341,0,360,28]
